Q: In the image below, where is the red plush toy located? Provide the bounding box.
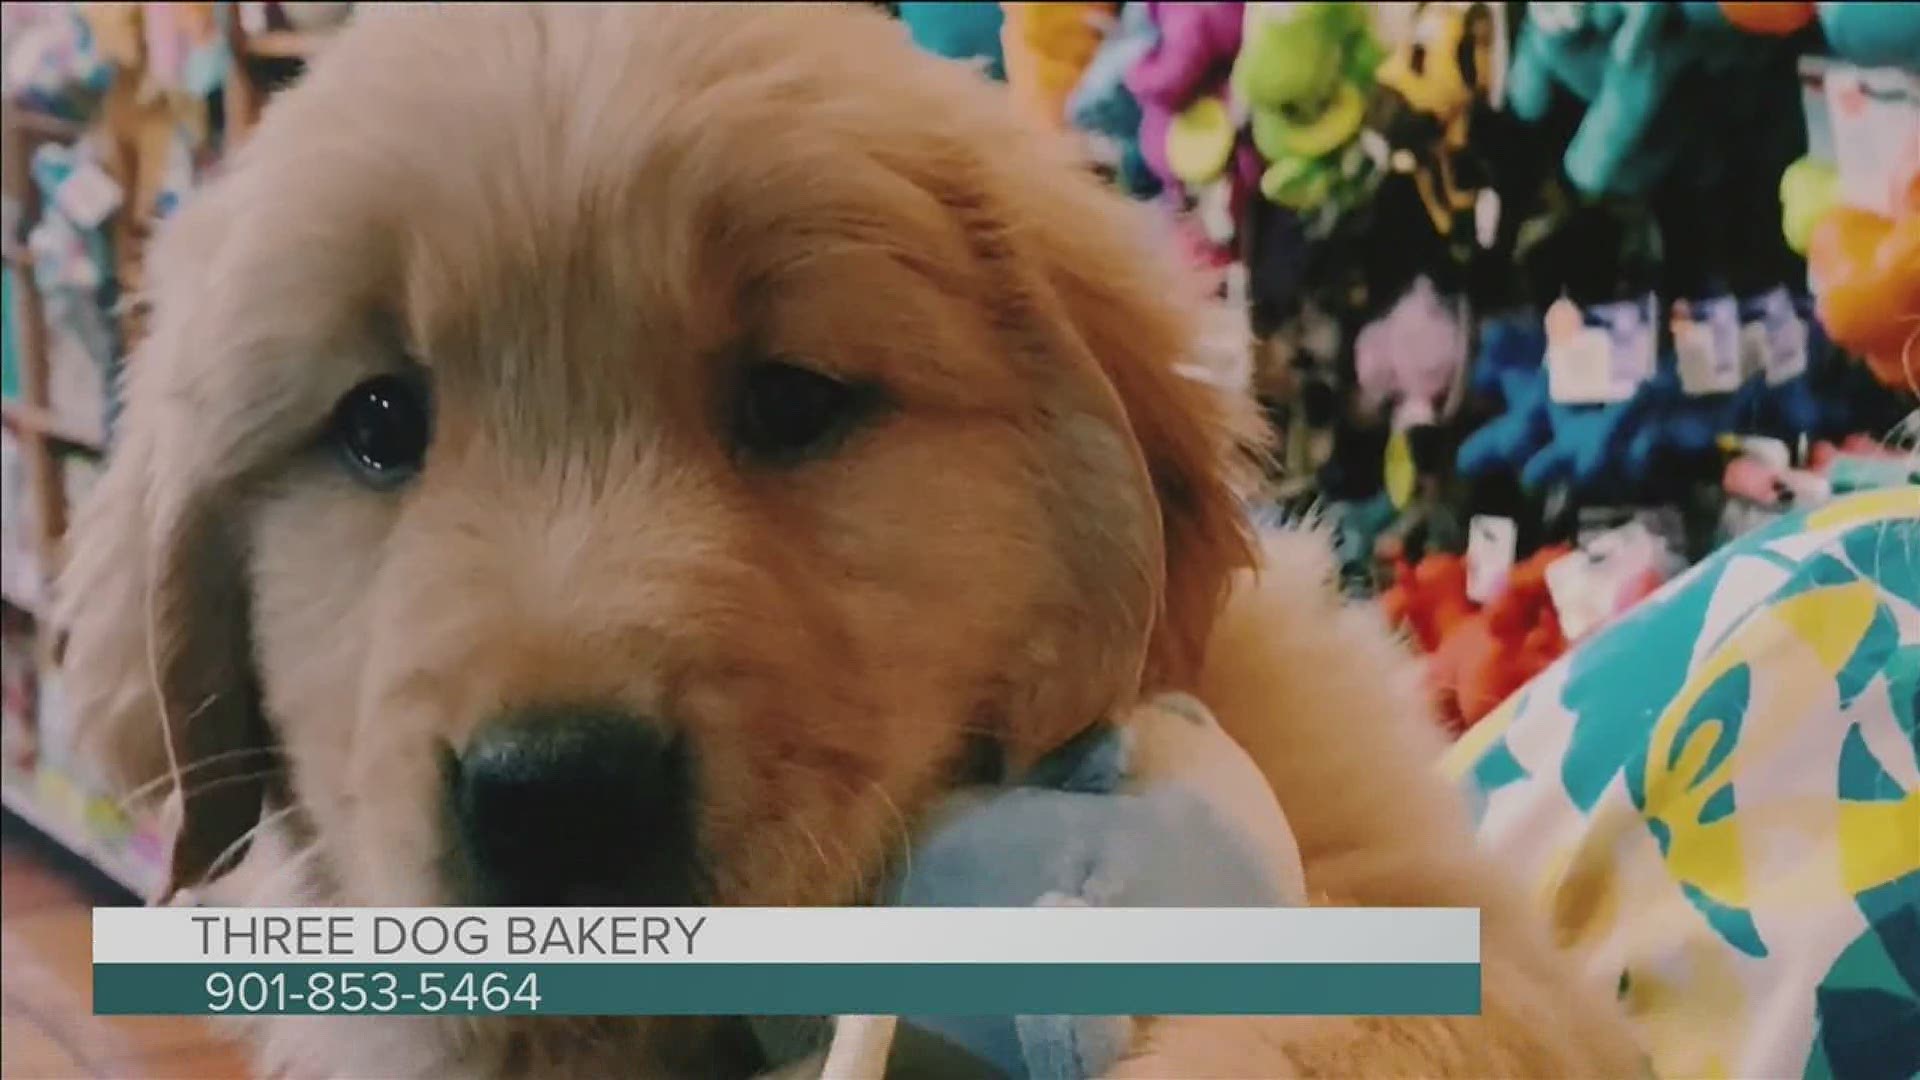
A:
[1379,552,1475,654]
[1426,546,1572,735]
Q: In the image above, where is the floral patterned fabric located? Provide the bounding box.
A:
[1444,488,1919,1080]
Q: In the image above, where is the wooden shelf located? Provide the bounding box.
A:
[0,399,103,454]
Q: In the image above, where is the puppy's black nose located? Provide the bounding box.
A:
[450,707,698,906]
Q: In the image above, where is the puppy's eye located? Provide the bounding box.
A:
[733,360,872,463]
[329,373,431,488]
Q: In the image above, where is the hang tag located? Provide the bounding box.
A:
[1799,56,1836,165]
[1672,295,1742,396]
[1824,63,1920,219]
[1546,295,1656,405]
[1738,320,1770,383]
[1737,288,1812,386]
[1544,551,1610,643]
[1475,187,1501,251]
[1767,300,1808,386]
[1547,519,1679,640]
[53,159,122,231]
[1465,515,1518,604]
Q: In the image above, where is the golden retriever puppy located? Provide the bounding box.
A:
[55,4,1641,1077]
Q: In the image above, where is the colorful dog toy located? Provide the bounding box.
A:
[1234,1,1382,211]
[1126,2,1246,191]
[1427,544,1571,733]
[896,3,1007,80]
[1366,1,1500,236]
[1354,275,1470,432]
[1002,3,1112,129]
[1807,176,1920,393]
[757,694,1305,1080]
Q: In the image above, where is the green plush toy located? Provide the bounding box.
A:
[1234,2,1383,211]
[1779,156,1840,256]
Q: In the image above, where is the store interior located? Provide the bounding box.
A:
[0,3,1914,1078]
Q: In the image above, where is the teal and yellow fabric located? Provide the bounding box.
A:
[1445,488,1919,1079]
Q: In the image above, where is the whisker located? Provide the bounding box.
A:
[866,779,914,898]
[116,747,291,809]
[118,768,285,815]
[197,803,300,887]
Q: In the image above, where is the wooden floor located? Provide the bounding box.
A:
[1,814,251,1079]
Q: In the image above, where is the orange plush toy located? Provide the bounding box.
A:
[1001,3,1114,129]
[1719,2,1817,35]
[1807,176,1920,393]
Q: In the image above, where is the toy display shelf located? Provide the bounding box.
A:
[1,759,167,900]
[2,98,134,898]
[0,30,324,908]
[1,757,274,906]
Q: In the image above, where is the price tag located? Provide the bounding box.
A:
[1475,187,1501,251]
[1465,515,1518,604]
[53,160,122,231]
[1546,295,1656,404]
[1546,520,1674,640]
[1738,288,1812,386]
[1673,295,1742,396]
[1799,56,1836,164]
[1544,549,1609,643]
[1824,63,1920,219]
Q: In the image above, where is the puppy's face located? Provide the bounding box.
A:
[61,7,1252,924]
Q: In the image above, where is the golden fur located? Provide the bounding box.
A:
[54,5,1640,1077]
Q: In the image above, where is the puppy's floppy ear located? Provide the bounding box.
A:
[54,203,274,897]
[895,117,1261,761]
[941,139,1264,690]
[1028,206,1265,691]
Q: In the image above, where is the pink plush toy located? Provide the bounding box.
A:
[1125,3,1245,191]
[1353,276,1469,431]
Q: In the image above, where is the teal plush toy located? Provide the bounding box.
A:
[754,694,1306,1079]
[896,2,1007,81]
[1067,3,1162,199]
[1815,1,1920,70]
[1508,3,1777,197]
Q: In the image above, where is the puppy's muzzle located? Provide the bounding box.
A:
[448,707,699,906]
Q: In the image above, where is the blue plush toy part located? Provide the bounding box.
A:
[1625,368,1751,482]
[868,697,1302,1080]
[897,2,1007,81]
[1520,384,1659,494]
[1738,289,1866,445]
[1458,314,1553,480]
[1067,3,1162,198]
